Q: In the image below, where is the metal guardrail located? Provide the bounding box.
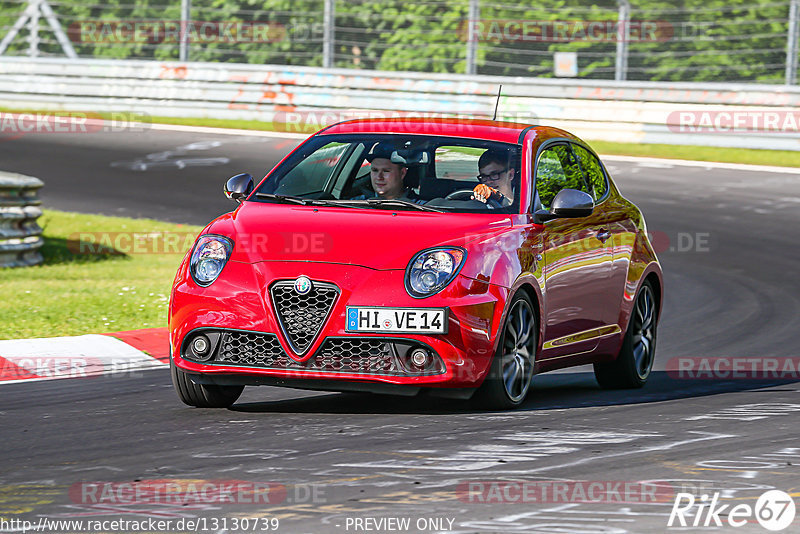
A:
[0,171,44,268]
[2,57,800,150]
[2,0,800,85]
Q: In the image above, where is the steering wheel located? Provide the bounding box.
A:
[445,189,503,209]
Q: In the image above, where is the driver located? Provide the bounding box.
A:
[353,143,424,203]
[471,149,514,207]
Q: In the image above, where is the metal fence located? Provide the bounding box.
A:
[1,0,800,84]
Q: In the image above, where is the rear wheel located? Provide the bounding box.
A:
[594,280,657,389]
[475,292,537,409]
[171,359,244,408]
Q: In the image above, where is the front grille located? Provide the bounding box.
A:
[269,280,339,355]
[190,331,436,375]
[216,331,301,368]
[309,339,398,373]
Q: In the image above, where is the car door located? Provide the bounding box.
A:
[535,142,614,360]
[571,143,631,329]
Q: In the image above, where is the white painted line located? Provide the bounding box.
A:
[145,122,309,139]
[602,154,800,174]
[0,334,166,384]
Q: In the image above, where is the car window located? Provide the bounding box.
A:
[572,144,609,201]
[535,144,591,210]
[331,143,367,197]
[273,142,349,196]
[256,134,521,213]
[434,146,482,182]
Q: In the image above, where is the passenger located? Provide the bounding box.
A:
[353,143,425,203]
[471,149,514,207]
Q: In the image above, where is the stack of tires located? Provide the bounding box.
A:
[0,171,44,268]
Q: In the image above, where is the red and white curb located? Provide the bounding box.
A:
[0,328,169,384]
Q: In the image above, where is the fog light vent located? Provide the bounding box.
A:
[192,336,210,355]
[410,349,430,367]
[183,331,221,362]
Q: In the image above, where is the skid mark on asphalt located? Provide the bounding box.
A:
[684,403,800,421]
[336,431,665,472]
[525,432,735,475]
[194,449,298,461]
[456,504,664,534]
[109,137,269,171]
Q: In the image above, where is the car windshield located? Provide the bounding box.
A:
[254,134,522,213]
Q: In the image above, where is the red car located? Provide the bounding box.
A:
[169,118,662,409]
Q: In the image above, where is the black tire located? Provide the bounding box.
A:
[170,359,244,408]
[475,292,538,409]
[594,280,657,389]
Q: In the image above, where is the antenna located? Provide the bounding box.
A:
[492,84,503,121]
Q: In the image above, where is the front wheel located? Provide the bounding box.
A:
[171,359,244,408]
[594,280,657,389]
[475,292,538,409]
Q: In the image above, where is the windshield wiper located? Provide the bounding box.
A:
[254,193,313,205]
[302,199,372,209]
[363,199,444,212]
[255,193,443,212]
[255,194,377,210]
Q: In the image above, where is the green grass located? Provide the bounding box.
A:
[4,105,800,167]
[590,140,800,167]
[1,210,202,339]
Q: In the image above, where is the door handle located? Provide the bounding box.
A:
[596,229,611,243]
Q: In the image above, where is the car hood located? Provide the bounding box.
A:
[205,202,512,270]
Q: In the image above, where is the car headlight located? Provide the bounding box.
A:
[405,247,466,298]
[190,235,233,287]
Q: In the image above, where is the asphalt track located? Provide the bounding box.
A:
[1,126,800,533]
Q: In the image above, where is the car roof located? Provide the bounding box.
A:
[316,117,581,145]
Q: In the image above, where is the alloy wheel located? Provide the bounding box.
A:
[632,284,656,380]
[500,298,536,402]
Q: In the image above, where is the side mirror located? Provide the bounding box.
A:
[224,173,254,203]
[535,188,594,221]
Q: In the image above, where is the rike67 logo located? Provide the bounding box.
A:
[668,490,796,531]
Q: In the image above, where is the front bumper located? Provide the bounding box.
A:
[170,261,507,388]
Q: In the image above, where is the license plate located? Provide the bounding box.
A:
[346,307,447,334]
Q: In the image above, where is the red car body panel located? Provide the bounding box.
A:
[169,119,662,396]
[211,206,513,268]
